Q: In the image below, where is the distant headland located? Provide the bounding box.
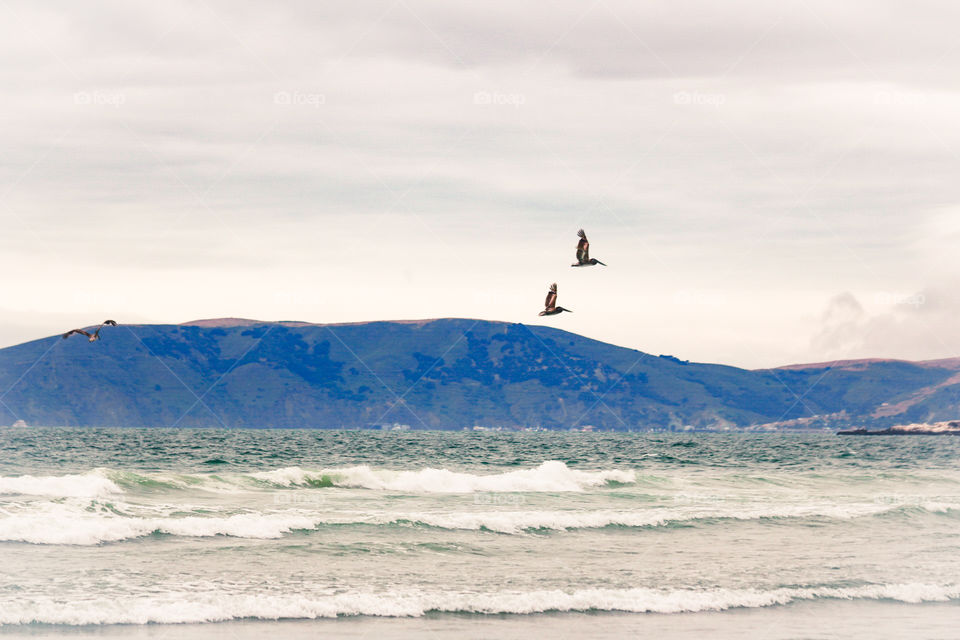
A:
[838,421,960,436]
[4,318,960,430]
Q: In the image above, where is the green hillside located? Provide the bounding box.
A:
[0,319,957,430]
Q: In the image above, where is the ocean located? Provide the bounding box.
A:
[1,428,959,639]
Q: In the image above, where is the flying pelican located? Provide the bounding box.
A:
[571,229,606,267]
[62,320,118,342]
[539,283,572,316]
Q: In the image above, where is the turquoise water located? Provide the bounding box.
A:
[1,429,959,637]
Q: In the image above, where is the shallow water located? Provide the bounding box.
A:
[1,429,958,637]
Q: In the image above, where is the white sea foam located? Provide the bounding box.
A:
[0,503,319,545]
[369,501,902,534]
[1,583,957,625]
[0,462,636,499]
[0,500,921,544]
[0,470,122,498]
[252,461,636,493]
[10,465,960,503]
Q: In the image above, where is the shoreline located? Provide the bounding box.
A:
[1,600,958,640]
[837,428,960,436]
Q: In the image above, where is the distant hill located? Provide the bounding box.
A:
[1,318,959,430]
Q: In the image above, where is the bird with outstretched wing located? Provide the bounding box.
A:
[571,229,606,267]
[62,320,118,342]
[539,283,571,316]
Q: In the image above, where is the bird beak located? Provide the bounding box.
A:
[597,260,607,266]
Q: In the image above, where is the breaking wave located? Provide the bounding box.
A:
[249,461,636,493]
[2,583,957,625]
[0,461,636,498]
[0,472,122,498]
[1,501,953,545]
[0,504,318,545]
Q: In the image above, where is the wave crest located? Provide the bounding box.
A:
[0,462,636,498]
[2,501,945,544]
[0,504,318,545]
[252,461,636,493]
[0,470,121,498]
[2,583,957,625]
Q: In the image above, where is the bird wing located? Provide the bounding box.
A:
[62,329,92,340]
[544,283,558,310]
[93,320,118,338]
[576,229,589,263]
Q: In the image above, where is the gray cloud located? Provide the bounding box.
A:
[1,0,959,367]
[811,282,960,362]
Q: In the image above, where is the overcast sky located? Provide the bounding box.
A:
[1,0,959,368]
